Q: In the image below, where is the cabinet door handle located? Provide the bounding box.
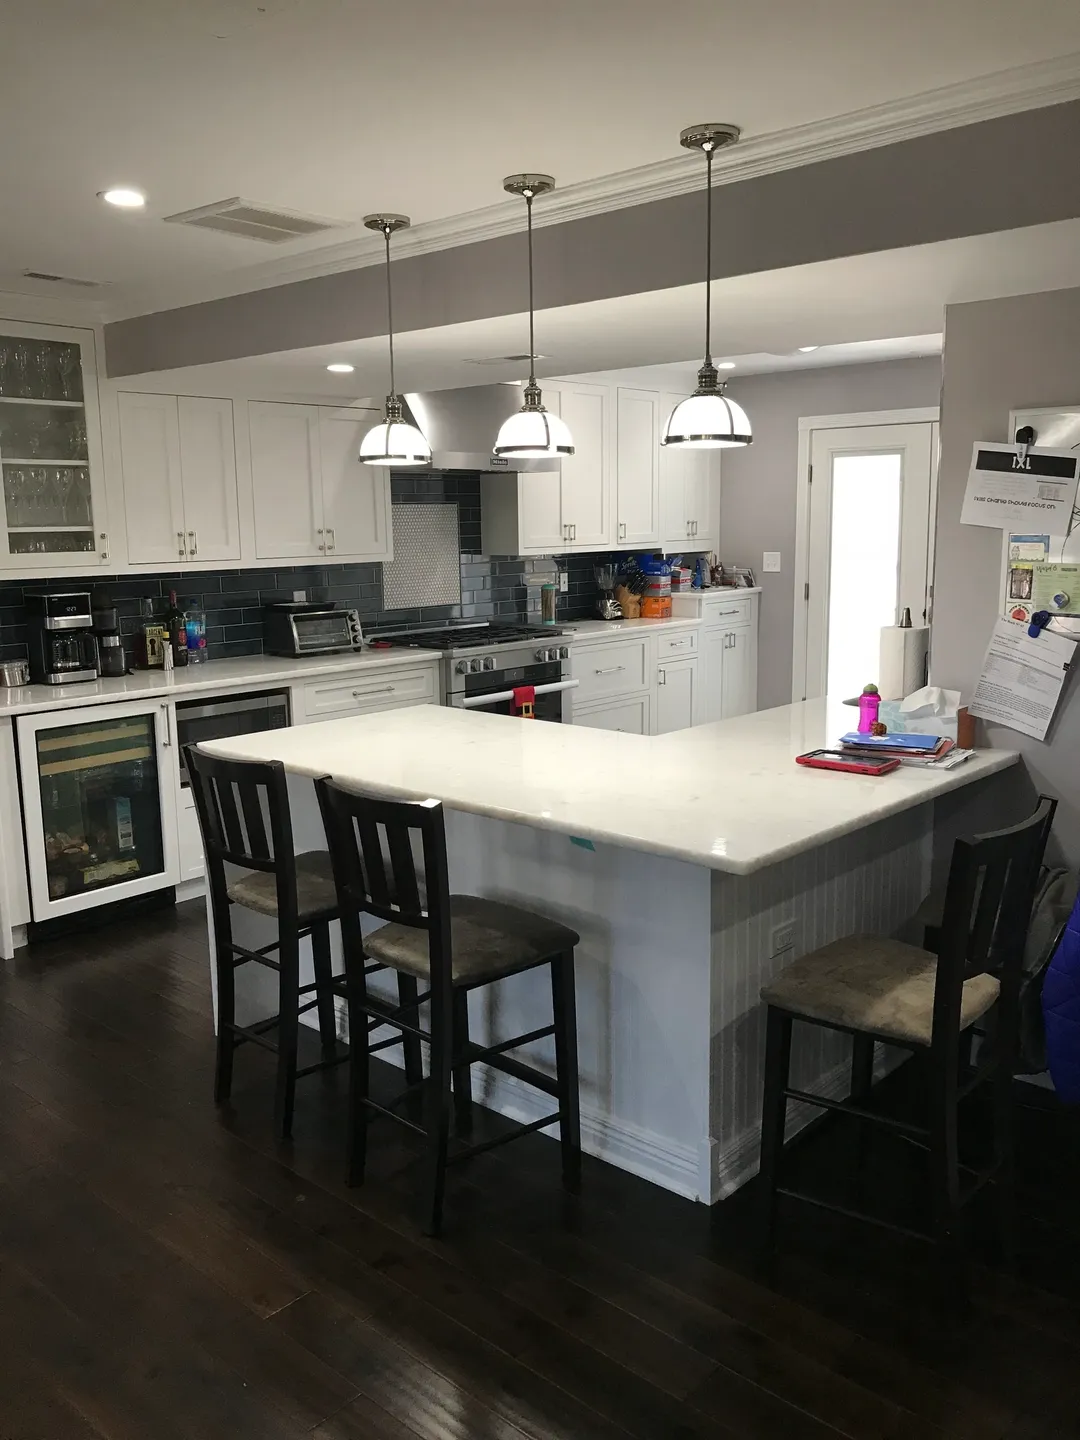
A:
[593,664,626,676]
[658,668,666,685]
[618,522,626,541]
[188,529,198,556]
[99,532,110,562]
[353,686,395,697]
[177,530,186,559]
[692,520,698,537]
[327,527,335,553]
[161,704,173,748]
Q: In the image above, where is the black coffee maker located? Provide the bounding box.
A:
[91,587,126,678]
[26,592,99,685]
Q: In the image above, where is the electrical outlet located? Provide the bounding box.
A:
[771,921,796,956]
[558,571,568,593]
[762,551,782,573]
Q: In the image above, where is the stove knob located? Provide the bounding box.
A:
[455,659,470,674]
[482,656,495,671]
[534,648,548,662]
[468,658,482,674]
[558,645,570,660]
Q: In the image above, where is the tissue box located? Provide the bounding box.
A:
[880,686,960,740]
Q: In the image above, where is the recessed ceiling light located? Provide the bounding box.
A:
[326,362,355,373]
[99,187,146,209]
[797,345,820,353]
[716,361,736,370]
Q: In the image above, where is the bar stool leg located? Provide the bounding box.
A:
[213,918,236,1106]
[850,1033,875,1194]
[424,989,454,1236]
[991,1033,1017,1265]
[929,1055,967,1303]
[452,989,475,1136]
[397,974,424,1087]
[552,950,582,1193]
[275,936,301,1140]
[310,920,338,1054]
[344,944,370,1186]
[759,1006,793,1261]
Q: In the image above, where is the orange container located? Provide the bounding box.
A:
[641,595,672,618]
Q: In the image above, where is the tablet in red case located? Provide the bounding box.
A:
[796,749,901,776]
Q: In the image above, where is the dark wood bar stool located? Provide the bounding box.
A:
[757,796,1054,1273]
[186,747,422,1139]
[315,776,582,1235]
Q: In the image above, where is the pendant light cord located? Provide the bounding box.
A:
[703,143,714,367]
[382,224,396,397]
[525,189,537,388]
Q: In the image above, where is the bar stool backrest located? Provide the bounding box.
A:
[314,778,454,995]
[933,795,1056,1055]
[185,744,300,927]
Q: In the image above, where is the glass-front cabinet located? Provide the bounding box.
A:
[0,321,108,569]
[16,700,179,922]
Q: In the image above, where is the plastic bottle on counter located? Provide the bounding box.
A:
[165,590,188,668]
[857,683,881,734]
[183,597,207,663]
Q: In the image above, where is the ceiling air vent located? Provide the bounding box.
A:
[465,354,549,366]
[164,198,344,244]
[22,270,102,288]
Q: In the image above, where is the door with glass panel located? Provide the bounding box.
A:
[0,322,108,568]
[16,700,180,922]
[801,421,937,701]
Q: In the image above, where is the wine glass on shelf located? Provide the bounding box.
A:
[10,343,31,399]
[58,346,82,402]
[4,467,25,527]
[32,345,52,401]
[28,467,48,525]
[55,467,74,526]
[68,416,87,461]
[71,469,92,525]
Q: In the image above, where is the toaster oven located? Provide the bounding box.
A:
[263,603,364,657]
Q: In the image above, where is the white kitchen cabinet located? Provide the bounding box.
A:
[318,408,391,561]
[659,391,717,549]
[702,623,756,722]
[119,393,240,566]
[655,655,699,734]
[616,388,659,546]
[481,383,611,555]
[0,320,110,572]
[249,401,391,564]
[573,694,651,734]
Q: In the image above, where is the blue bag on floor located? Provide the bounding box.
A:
[1043,889,1080,1103]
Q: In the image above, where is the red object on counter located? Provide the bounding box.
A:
[512,684,536,718]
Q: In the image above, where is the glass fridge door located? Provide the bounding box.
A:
[17,701,179,920]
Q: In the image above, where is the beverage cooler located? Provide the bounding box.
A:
[16,700,179,923]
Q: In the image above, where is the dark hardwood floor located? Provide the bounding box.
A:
[1,899,1078,1439]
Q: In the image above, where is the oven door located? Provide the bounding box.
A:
[452,669,579,722]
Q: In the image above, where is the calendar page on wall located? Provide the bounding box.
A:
[1003,407,1080,638]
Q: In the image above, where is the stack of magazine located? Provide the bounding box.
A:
[838,731,974,770]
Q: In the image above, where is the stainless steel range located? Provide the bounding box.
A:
[370,622,578,722]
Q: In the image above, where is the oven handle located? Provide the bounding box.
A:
[460,679,580,709]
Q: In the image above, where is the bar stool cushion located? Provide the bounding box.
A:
[363,895,580,985]
[227,851,339,921]
[760,935,1000,1046]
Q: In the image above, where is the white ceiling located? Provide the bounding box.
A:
[5,0,1080,309]
[125,219,1080,400]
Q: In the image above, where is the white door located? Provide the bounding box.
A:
[318,408,391,561]
[16,699,180,922]
[720,628,754,718]
[117,392,187,567]
[616,388,659,545]
[249,401,324,560]
[516,470,565,554]
[800,420,936,701]
[659,396,689,547]
[683,451,715,548]
[559,382,610,548]
[177,396,240,564]
[655,657,698,734]
[701,626,728,723]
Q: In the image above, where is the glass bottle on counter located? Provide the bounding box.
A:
[133,596,167,670]
[165,590,188,668]
[183,597,206,664]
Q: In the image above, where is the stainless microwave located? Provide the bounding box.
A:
[263,604,364,657]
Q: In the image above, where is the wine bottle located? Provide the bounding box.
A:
[165,590,188,668]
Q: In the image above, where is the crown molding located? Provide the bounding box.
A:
[104,49,1080,326]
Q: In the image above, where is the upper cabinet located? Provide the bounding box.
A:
[248,401,390,564]
[0,321,110,570]
[615,388,659,546]
[118,392,240,567]
[659,392,717,550]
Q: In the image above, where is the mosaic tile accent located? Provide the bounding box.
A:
[383,504,461,610]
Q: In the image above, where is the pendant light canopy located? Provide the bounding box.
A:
[493,175,574,460]
[359,214,431,467]
[663,124,752,451]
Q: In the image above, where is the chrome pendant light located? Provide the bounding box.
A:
[493,175,574,460]
[663,124,752,450]
[359,214,431,467]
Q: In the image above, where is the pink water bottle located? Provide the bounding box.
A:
[857,684,881,734]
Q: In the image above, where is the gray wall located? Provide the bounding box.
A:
[718,356,942,711]
[933,285,1080,866]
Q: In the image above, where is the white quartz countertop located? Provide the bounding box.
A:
[0,648,442,717]
[563,616,702,639]
[200,699,1019,876]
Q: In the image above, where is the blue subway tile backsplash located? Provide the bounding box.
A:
[0,471,646,665]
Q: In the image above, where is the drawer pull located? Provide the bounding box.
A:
[352,686,396,697]
[715,608,742,616]
[593,665,626,676]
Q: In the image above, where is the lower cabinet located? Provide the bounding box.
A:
[573,693,651,735]
[702,625,755,722]
[655,656,699,734]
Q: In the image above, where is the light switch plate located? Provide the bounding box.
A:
[762,551,782,573]
[559,571,569,593]
[771,921,796,956]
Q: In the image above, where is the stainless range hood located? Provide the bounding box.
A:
[403,384,560,473]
